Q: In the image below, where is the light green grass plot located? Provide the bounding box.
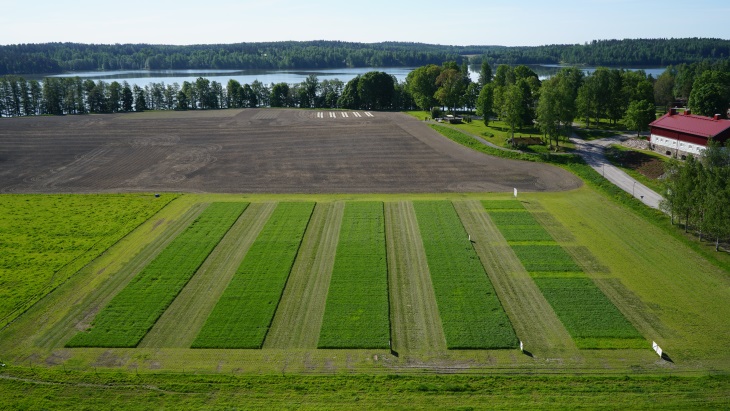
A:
[0,194,176,328]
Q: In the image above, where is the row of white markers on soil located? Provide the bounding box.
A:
[316,112,374,118]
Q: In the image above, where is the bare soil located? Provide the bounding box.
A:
[0,109,581,193]
[605,146,665,179]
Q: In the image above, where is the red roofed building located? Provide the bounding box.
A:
[650,109,730,159]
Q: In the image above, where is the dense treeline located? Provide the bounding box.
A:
[661,143,730,251]
[0,41,468,75]
[2,59,729,124]
[0,72,415,116]
[2,38,730,75]
[473,38,730,67]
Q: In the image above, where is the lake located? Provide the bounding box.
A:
[41,65,668,88]
[46,67,419,87]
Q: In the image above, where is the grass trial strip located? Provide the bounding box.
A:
[318,202,390,349]
[66,202,247,348]
[192,202,314,349]
[413,201,517,349]
[483,200,644,349]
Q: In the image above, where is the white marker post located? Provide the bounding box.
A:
[519,340,524,352]
[514,188,518,198]
[652,341,663,358]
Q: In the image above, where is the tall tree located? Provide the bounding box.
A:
[623,100,656,137]
[434,68,466,113]
[688,70,730,118]
[478,59,492,87]
[357,71,394,110]
[476,83,494,125]
[269,82,289,108]
[405,64,441,111]
[654,68,676,111]
[121,82,134,112]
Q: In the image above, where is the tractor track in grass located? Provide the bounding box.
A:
[385,201,447,353]
[264,202,344,349]
[452,200,578,355]
[139,203,276,348]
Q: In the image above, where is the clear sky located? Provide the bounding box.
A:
[1,0,728,46]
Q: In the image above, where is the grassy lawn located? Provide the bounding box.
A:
[405,110,574,151]
[0,194,177,329]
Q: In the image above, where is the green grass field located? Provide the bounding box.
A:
[0,194,176,329]
[1,188,729,408]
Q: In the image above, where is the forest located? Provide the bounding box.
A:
[1,38,730,75]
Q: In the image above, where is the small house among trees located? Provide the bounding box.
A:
[649,109,730,158]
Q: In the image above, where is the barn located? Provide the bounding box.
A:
[649,109,730,159]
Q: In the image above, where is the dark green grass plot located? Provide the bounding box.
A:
[413,201,517,349]
[318,202,390,349]
[66,202,248,348]
[192,202,314,349]
[510,244,583,272]
[534,277,645,348]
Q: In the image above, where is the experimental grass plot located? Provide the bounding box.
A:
[534,277,643,348]
[483,200,644,349]
[510,245,582,273]
[192,202,315,349]
[413,201,518,349]
[0,194,176,329]
[67,202,248,348]
[318,202,390,349]
[485,209,554,242]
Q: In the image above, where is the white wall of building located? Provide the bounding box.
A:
[650,134,705,156]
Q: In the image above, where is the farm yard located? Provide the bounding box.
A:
[0,110,729,408]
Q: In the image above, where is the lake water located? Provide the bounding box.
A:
[42,65,668,88]
[46,67,419,87]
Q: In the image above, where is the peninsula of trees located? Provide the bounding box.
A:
[1,38,729,75]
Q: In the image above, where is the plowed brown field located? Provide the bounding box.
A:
[0,109,581,193]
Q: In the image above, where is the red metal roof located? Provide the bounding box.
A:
[650,112,730,138]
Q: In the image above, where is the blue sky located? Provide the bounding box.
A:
[1,0,728,46]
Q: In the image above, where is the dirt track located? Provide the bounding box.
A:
[0,109,581,193]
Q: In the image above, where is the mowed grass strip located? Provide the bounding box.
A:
[192,202,315,349]
[413,201,517,349]
[318,202,390,349]
[483,200,643,349]
[66,202,248,348]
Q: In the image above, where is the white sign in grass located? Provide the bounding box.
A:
[652,341,663,357]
